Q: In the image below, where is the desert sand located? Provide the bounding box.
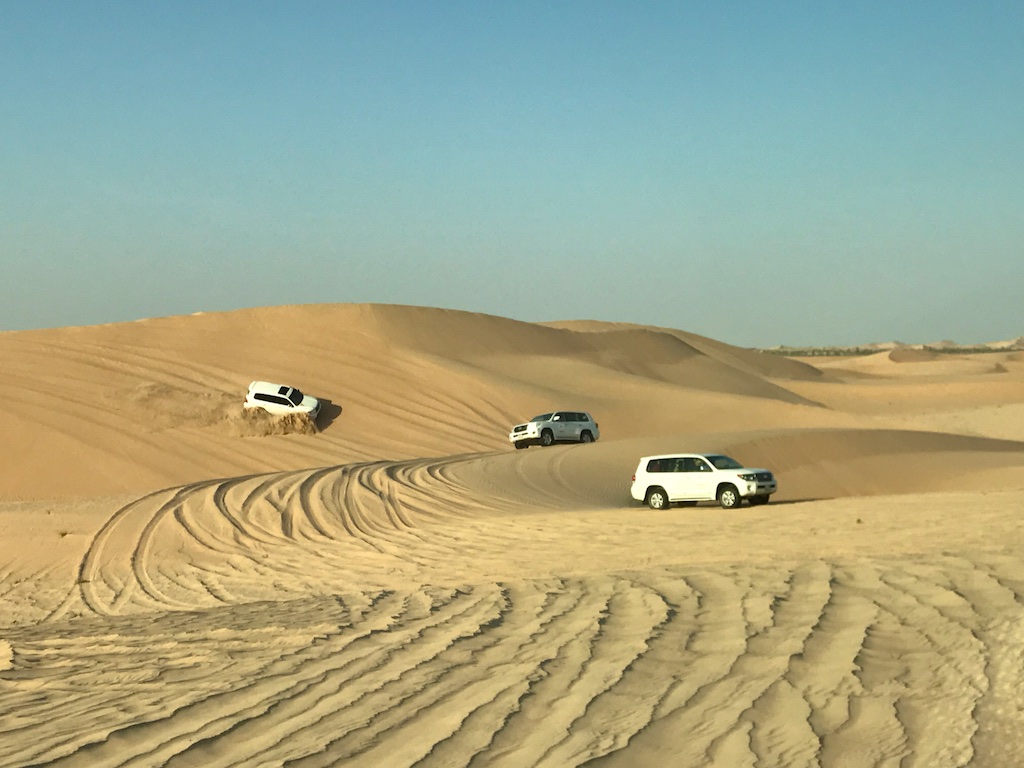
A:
[2,303,1024,767]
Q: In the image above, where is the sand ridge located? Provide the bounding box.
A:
[2,303,1024,766]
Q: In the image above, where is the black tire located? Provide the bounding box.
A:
[718,484,741,509]
[540,429,554,447]
[646,487,669,510]
[579,431,594,444]
[514,441,528,450]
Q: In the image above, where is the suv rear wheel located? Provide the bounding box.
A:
[646,487,669,510]
[580,431,593,443]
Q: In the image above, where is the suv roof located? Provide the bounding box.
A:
[637,452,720,461]
[248,380,291,396]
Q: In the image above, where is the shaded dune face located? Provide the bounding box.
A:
[2,303,1024,766]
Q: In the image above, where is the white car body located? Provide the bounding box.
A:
[630,453,776,509]
[508,411,600,449]
[243,380,321,419]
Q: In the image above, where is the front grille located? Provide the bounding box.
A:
[755,472,773,482]
[513,425,527,433]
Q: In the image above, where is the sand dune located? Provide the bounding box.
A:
[2,303,1024,766]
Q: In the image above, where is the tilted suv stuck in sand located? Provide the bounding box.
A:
[243,380,321,419]
[508,411,600,449]
[630,453,776,509]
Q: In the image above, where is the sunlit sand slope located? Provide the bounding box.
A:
[3,304,1022,500]
[0,304,841,499]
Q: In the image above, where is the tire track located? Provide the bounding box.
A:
[5,557,1024,766]
[7,456,1024,765]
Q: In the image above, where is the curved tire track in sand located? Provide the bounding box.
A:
[5,554,1024,766]
[0,453,1022,765]
[71,454,547,618]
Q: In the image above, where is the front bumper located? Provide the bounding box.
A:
[509,426,539,443]
[738,481,776,497]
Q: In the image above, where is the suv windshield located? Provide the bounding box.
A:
[530,413,553,422]
[707,455,742,470]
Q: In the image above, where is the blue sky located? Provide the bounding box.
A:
[2,2,1022,346]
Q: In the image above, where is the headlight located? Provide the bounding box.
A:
[738,473,757,481]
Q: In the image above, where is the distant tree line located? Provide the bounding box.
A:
[757,347,878,357]
[920,345,1024,354]
[758,344,1023,357]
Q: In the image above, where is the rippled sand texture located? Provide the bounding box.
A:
[2,304,1024,766]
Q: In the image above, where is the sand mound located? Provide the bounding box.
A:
[226,406,320,437]
[550,318,826,382]
[889,347,939,363]
[110,382,319,436]
[359,305,820,403]
[110,381,241,429]
[0,303,840,498]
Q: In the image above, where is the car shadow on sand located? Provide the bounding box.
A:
[651,498,821,509]
[315,399,343,431]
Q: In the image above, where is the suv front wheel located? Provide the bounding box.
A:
[718,484,741,509]
[540,429,554,447]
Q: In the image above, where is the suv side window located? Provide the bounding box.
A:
[646,459,669,473]
[255,393,292,407]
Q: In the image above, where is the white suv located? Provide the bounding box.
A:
[243,381,321,419]
[508,411,600,449]
[630,453,776,509]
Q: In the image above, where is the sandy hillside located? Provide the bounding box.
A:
[2,303,1024,767]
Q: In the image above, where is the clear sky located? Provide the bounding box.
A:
[2,2,1022,347]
